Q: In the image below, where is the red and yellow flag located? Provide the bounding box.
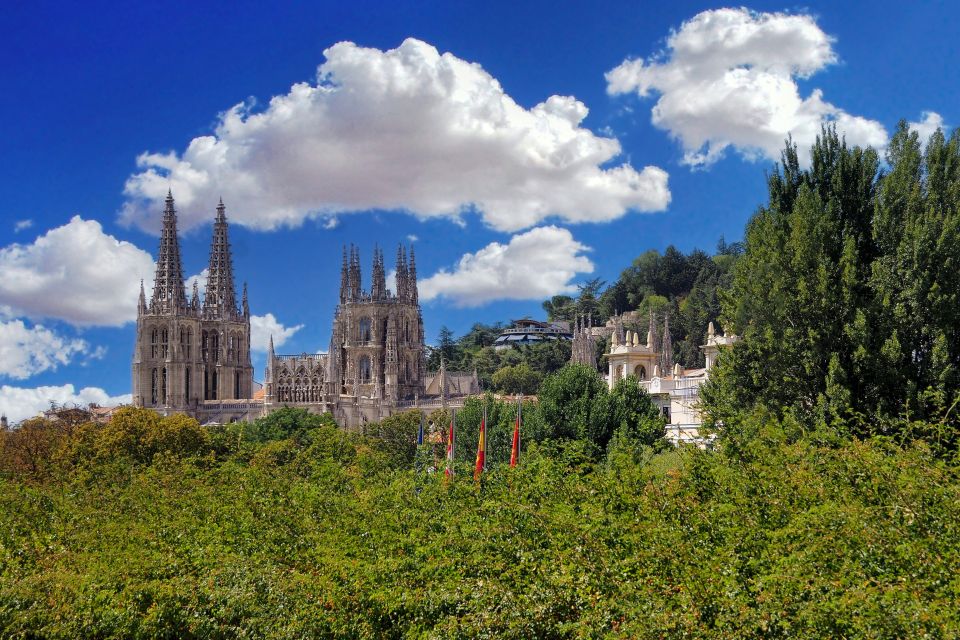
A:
[474,407,486,481]
[510,398,521,468]
[445,409,455,478]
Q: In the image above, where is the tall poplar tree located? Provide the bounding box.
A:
[703,124,960,441]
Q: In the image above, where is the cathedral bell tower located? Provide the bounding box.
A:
[132,193,254,414]
[133,191,190,411]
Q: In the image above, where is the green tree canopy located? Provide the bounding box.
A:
[705,124,960,443]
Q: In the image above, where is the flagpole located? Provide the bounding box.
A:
[446,408,456,479]
[510,394,520,468]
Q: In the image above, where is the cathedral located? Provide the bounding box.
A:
[132,192,254,413]
[263,243,428,427]
[133,192,467,428]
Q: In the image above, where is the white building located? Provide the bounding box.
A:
[606,321,738,446]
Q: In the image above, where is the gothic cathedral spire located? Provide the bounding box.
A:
[395,244,408,301]
[138,279,147,316]
[340,246,348,304]
[408,244,418,305]
[348,244,362,300]
[203,198,238,319]
[372,245,386,300]
[151,190,187,314]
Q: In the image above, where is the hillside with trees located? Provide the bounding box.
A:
[431,240,741,396]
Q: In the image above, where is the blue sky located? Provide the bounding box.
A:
[0,1,956,420]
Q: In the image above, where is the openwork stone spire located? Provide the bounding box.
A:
[138,279,147,316]
[348,244,362,301]
[372,245,386,300]
[150,190,187,314]
[395,244,409,301]
[408,245,418,304]
[339,246,348,304]
[203,198,238,318]
[659,313,674,375]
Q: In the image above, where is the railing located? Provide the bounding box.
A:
[664,423,715,448]
[197,400,264,412]
[499,326,568,335]
[394,396,470,409]
[275,353,326,361]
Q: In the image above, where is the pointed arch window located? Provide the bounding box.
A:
[151,368,158,405]
[184,328,193,358]
[359,317,372,343]
[358,355,372,383]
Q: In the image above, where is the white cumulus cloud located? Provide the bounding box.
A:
[606,8,889,166]
[418,226,594,307]
[121,37,670,234]
[0,216,155,327]
[0,384,131,424]
[909,111,947,146]
[250,313,303,352]
[14,219,33,233]
[0,319,89,380]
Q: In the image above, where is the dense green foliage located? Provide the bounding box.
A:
[491,362,542,395]
[705,125,960,440]
[536,366,665,453]
[1,408,958,637]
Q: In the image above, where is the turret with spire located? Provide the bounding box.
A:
[395,245,408,301]
[339,246,349,305]
[191,281,200,313]
[659,313,674,374]
[203,198,238,319]
[265,334,275,385]
[150,190,188,314]
[348,244,362,301]
[408,245,418,304]
[138,280,147,316]
[371,245,386,300]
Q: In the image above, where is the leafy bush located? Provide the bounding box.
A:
[1,413,957,637]
[491,362,542,395]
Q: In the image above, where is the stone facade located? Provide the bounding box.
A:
[263,245,428,428]
[569,314,597,369]
[132,193,254,416]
